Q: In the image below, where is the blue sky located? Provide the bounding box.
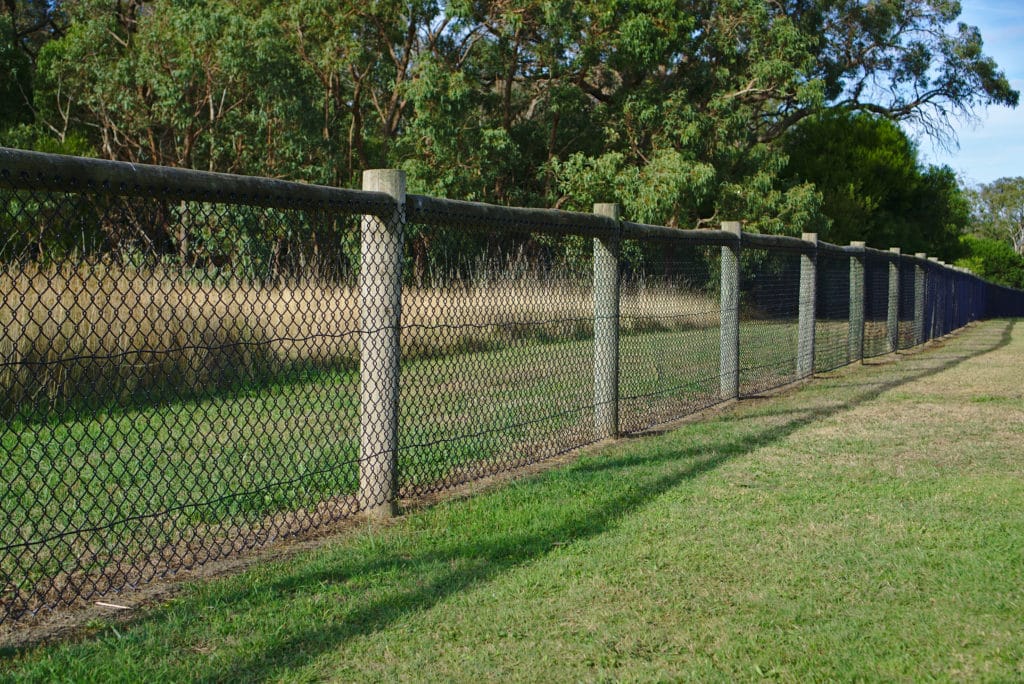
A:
[917,0,1024,186]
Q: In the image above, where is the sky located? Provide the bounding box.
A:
[917,0,1024,187]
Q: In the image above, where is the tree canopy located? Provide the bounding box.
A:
[969,177,1024,256]
[956,234,1024,289]
[781,110,969,257]
[0,0,1018,254]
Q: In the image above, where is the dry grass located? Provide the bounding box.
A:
[0,263,719,416]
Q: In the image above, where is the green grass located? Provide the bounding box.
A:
[2,319,803,600]
[2,319,1021,681]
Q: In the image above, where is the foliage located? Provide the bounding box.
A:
[0,0,1018,267]
[782,110,969,257]
[956,234,1024,289]
[0,16,32,129]
[784,0,1019,141]
[32,1,321,178]
[968,176,1024,255]
[0,0,66,132]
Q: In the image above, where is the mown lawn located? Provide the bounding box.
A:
[2,319,1021,681]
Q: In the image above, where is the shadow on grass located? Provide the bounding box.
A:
[2,321,1015,680]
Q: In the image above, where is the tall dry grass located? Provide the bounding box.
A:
[1,262,718,418]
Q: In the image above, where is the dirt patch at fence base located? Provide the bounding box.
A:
[0,495,362,649]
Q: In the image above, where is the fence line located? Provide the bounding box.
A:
[1,149,1023,625]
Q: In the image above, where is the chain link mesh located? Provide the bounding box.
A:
[0,163,392,621]
[619,239,722,432]
[862,251,892,358]
[897,259,918,349]
[2,151,1023,626]
[396,218,596,497]
[738,246,802,395]
[815,250,851,372]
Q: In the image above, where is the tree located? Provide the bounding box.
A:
[772,0,1019,142]
[8,0,1019,259]
[32,0,322,176]
[782,110,968,257]
[970,177,1024,255]
[0,15,32,128]
[545,0,1016,231]
[0,1,66,129]
[956,234,1024,289]
[1,0,67,63]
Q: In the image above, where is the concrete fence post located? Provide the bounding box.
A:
[888,247,901,352]
[913,253,927,346]
[593,203,621,439]
[719,221,742,400]
[797,232,817,379]
[928,257,942,338]
[940,261,953,335]
[848,241,865,363]
[359,169,405,517]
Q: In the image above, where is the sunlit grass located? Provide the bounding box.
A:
[2,320,1019,681]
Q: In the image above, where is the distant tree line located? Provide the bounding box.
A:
[0,0,1019,272]
[955,177,1024,288]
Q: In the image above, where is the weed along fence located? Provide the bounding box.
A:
[2,147,1023,625]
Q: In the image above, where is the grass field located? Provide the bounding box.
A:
[0,265,719,416]
[1,314,804,604]
[2,318,1020,681]
[0,265,731,612]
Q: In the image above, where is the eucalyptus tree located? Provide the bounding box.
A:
[546,0,1017,231]
[8,0,1019,256]
[31,0,321,177]
[971,178,1024,255]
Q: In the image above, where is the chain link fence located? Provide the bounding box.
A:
[815,248,851,372]
[2,148,1023,625]
[738,242,803,395]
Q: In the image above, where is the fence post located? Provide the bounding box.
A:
[797,232,817,379]
[888,247,901,352]
[720,221,742,400]
[593,202,621,439]
[913,253,926,346]
[359,169,405,518]
[939,261,953,335]
[928,257,942,338]
[848,241,865,363]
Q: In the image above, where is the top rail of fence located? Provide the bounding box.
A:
[0,146,394,215]
[407,194,618,238]
[0,146,1014,290]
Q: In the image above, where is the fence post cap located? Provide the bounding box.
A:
[889,247,901,255]
[915,252,927,259]
[592,202,622,218]
[362,169,406,196]
[849,240,866,248]
[801,232,818,243]
[362,168,406,181]
[720,220,742,235]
